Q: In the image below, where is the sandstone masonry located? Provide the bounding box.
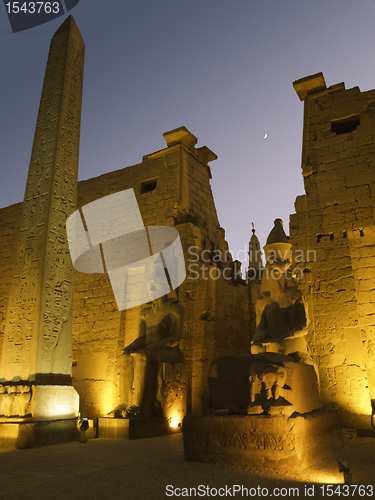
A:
[291,73,375,428]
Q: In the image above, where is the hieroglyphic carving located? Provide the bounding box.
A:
[192,431,295,452]
[162,362,186,411]
[0,17,84,383]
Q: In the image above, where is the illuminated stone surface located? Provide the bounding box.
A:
[291,73,375,427]
[0,16,84,444]
[183,409,341,469]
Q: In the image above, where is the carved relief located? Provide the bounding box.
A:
[248,362,291,414]
[192,431,295,452]
[0,385,32,417]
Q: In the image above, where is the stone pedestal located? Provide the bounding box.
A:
[183,410,342,469]
[0,418,79,449]
[0,384,79,448]
[30,385,79,418]
[0,384,78,418]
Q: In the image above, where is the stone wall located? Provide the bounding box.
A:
[74,128,251,417]
[290,74,375,429]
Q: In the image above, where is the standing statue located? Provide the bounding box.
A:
[251,218,307,358]
[115,282,185,418]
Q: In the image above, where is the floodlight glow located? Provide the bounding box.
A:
[170,417,180,428]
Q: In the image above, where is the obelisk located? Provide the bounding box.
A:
[0,16,84,443]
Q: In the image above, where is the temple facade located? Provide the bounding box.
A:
[0,20,374,432]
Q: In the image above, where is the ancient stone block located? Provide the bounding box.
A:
[183,409,341,469]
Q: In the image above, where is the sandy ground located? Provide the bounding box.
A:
[0,433,374,500]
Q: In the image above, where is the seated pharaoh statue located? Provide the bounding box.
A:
[251,218,308,359]
[114,278,185,418]
[206,220,320,418]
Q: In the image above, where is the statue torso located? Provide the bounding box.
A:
[142,300,176,344]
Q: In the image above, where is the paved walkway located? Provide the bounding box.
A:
[0,434,374,499]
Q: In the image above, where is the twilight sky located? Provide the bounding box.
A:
[1,0,375,273]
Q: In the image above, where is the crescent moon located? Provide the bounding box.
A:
[264,134,267,139]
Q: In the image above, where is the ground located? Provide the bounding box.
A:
[0,433,374,499]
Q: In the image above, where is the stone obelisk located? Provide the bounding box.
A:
[0,16,84,446]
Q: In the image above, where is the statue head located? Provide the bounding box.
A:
[263,219,291,274]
